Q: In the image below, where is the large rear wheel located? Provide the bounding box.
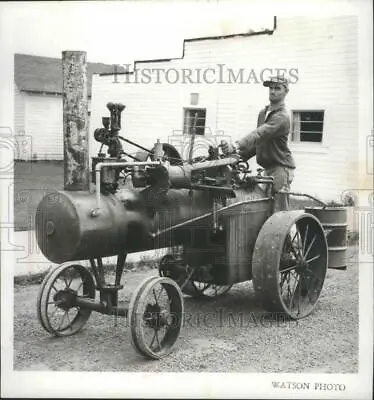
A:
[252,211,328,319]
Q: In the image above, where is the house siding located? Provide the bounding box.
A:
[25,93,64,160]
[22,94,92,161]
[14,84,33,160]
[14,84,25,135]
[90,15,359,202]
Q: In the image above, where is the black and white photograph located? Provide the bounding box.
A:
[1,0,373,398]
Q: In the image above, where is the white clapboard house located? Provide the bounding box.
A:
[14,53,117,161]
[90,15,358,202]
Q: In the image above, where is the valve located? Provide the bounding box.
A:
[257,168,264,176]
[107,102,125,131]
[94,102,126,158]
[153,139,163,161]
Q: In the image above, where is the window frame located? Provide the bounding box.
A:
[291,110,325,144]
[183,107,207,136]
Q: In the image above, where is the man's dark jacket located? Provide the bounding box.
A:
[237,103,296,170]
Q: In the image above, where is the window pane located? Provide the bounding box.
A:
[300,111,324,122]
[300,132,322,142]
[184,108,206,135]
[300,121,323,132]
[292,110,324,142]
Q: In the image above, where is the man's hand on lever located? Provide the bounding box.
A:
[220,140,238,156]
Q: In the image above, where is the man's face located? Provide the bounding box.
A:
[268,84,288,103]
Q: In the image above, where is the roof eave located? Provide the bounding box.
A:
[19,88,92,98]
[99,17,277,77]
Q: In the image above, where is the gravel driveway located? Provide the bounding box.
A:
[13,246,358,373]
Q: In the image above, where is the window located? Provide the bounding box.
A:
[190,93,199,105]
[292,111,324,143]
[183,108,206,136]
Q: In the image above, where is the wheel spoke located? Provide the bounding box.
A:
[289,228,301,259]
[288,229,302,258]
[47,300,63,306]
[65,311,72,329]
[150,331,157,348]
[76,281,84,293]
[57,311,67,331]
[49,305,60,319]
[296,229,303,257]
[280,271,290,294]
[289,269,299,280]
[285,272,292,300]
[156,286,164,302]
[67,275,74,289]
[154,330,161,350]
[289,245,300,259]
[304,234,317,259]
[306,254,321,264]
[302,224,309,254]
[297,272,303,315]
[291,229,299,245]
[62,274,69,288]
[51,284,58,293]
[288,272,300,309]
[280,262,298,273]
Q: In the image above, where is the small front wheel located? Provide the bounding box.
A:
[128,277,184,359]
[36,262,96,336]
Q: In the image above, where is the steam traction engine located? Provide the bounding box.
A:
[35,102,346,359]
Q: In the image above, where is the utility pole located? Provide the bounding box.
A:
[62,50,89,190]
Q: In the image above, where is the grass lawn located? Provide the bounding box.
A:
[14,160,318,231]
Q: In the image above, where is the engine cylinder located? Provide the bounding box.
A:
[35,190,152,264]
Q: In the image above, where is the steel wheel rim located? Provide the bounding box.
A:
[252,211,328,320]
[128,276,160,356]
[278,217,327,318]
[37,265,62,332]
[130,277,184,359]
[37,263,95,336]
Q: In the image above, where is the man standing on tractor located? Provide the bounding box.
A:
[221,74,296,211]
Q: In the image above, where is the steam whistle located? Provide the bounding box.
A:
[153,139,163,161]
[107,102,125,131]
[94,102,126,158]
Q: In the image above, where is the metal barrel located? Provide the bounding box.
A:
[304,206,347,270]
